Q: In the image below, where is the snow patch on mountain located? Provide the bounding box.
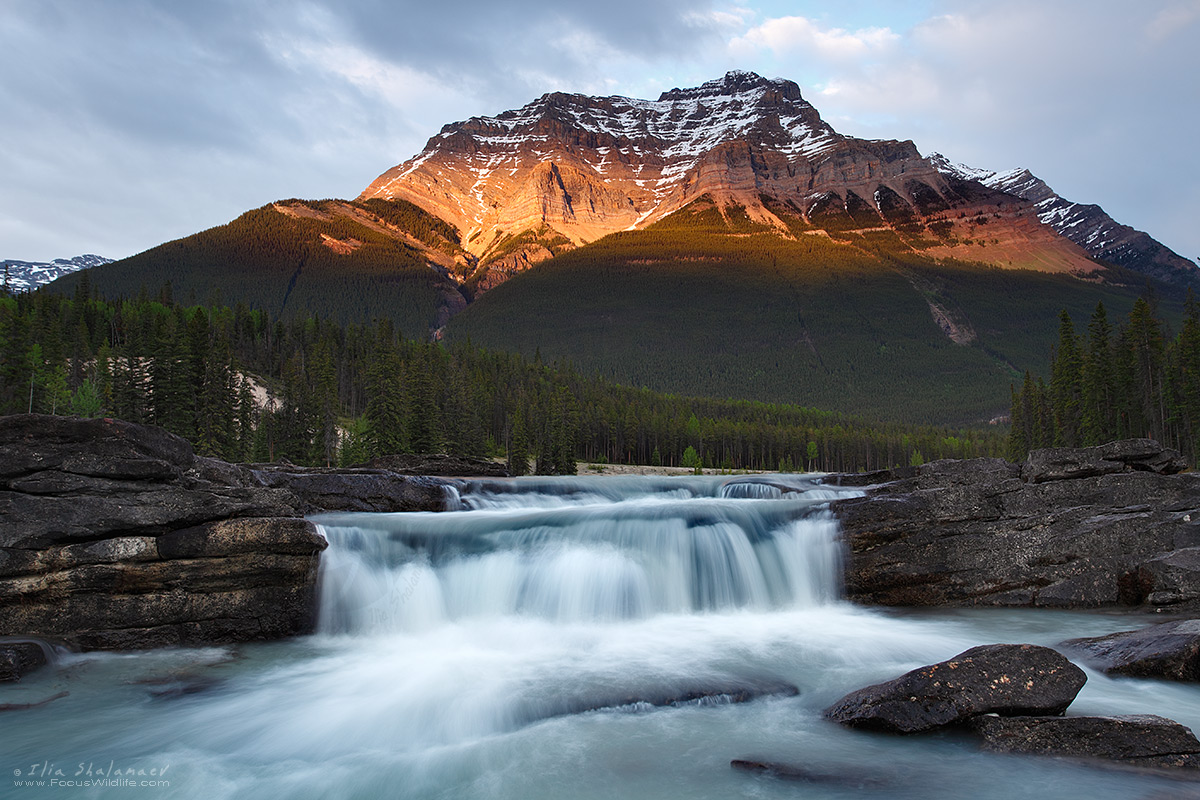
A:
[372,71,840,217]
[2,255,113,292]
[930,152,1196,283]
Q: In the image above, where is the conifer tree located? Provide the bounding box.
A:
[508,399,530,476]
[1081,302,1115,445]
[406,349,442,455]
[364,335,408,456]
[1049,310,1083,447]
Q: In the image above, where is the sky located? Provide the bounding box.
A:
[2,0,1198,264]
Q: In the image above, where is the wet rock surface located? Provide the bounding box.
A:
[0,415,326,650]
[823,644,1086,733]
[730,760,892,788]
[822,643,1200,772]
[0,641,49,682]
[829,440,1200,610]
[1062,619,1200,682]
[522,678,799,726]
[969,713,1200,769]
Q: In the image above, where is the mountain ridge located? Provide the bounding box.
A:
[2,255,113,292]
[360,70,1190,289]
[44,72,1198,424]
[929,153,1196,286]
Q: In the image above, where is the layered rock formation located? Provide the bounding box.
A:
[0,414,486,651]
[0,414,328,650]
[250,465,454,514]
[362,71,1101,278]
[830,439,1199,610]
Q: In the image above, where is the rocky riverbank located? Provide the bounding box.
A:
[828,439,1200,611]
[6,417,1198,660]
[0,414,463,652]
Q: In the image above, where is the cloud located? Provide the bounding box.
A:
[732,16,899,61]
[1145,0,1200,42]
[1,0,1197,266]
[0,0,727,259]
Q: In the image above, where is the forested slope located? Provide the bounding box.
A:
[0,285,1005,473]
[447,202,1168,425]
[52,199,467,338]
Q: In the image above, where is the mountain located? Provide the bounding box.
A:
[54,72,1195,424]
[3,254,112,292]
[442,204,1156,424]
[930,154,1197,286]
[360,70,1184,289]
[52,199,471,336]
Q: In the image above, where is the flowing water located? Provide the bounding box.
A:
[4,474,1200,798]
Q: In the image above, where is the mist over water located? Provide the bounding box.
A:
[5,474,1200,799]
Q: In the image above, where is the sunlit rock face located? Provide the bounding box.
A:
[361,71,1100,278]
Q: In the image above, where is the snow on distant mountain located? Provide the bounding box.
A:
[929,153,1196,286]
[1,255,114,292]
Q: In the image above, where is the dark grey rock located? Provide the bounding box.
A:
[250,467,452,512]
[0,414,191,481]
[517,678,798,726]
[1022,446,1124,483]
[823,644,1086,733]
[366,453,510,478]
[566,679,798,714]
[0,690,69,712]
[730,760,891,788]
[0,641,49,681]
[830,440,1200,611]
[1062,619,1200,682]
[1023,439,1185,483]
[1098,439,1188,474]
[970,713,1200,768]
[0,415,325,651]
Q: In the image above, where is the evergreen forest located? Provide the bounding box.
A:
[1009,294,1200,465]
[0,279,1006,475]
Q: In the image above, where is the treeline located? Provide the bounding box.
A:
[1009,295,1200,464]
[0,281,1006,473]
[450,210,1156,426]
[51,202,455,334]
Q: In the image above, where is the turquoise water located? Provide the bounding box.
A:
[3,475,1196,799]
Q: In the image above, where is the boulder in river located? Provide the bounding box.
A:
[969,713,1200,769]
[1062,619,1200,682]
[730,759,892,788]
[823,644,1086,733]
[0,641,49,682]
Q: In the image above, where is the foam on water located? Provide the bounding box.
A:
[5,474,1200,800]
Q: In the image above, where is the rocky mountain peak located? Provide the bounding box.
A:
[656,70,804,104]
[929,153,1197,286]
[358,74,1145,285]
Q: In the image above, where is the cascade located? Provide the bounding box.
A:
[315,475,848,634]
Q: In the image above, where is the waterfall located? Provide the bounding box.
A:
[314,475,851,635]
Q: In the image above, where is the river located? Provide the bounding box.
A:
[4,474,1199,798]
